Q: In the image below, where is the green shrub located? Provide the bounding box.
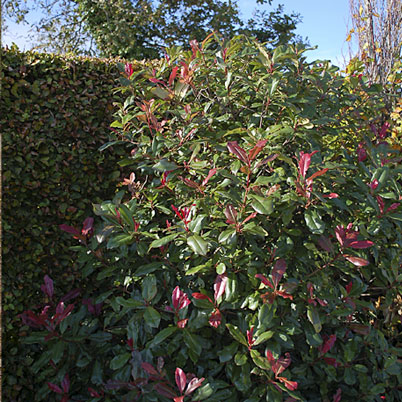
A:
[20,36,402,401]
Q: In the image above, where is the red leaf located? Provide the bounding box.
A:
[345,281,353,294]
[348,240,374,249]
[175,367,186,394]
[386,202,400,213]
[317,235,334,253]
[88,387,102,397]
[141,362,159,376]
[319,334,336,355]
[177,319,188,328]
[214,274,228,302]
[323,357,340,367]
[59,224,80,237]
[242,212,257,225]
[306,168,328,185]
[61,374,70,394]
[192,293,213,304]
[344,255,369,266]
[266,350,275,364]
[248,139,268,161]
[174,397,185,402]
[61,396,69,402]
[377,195,385,214]
[247,326,255,347]
[227,141,249,165]
[298,150,318,178]
[274,352,291,376]
[155,383,177,398]
[185,377,205,395]
[201,168,217,186]
[172,286,191,310]
[333,388,342,402]
[276,290,293,300]
[277,377,298,391]
[323,193,339,199]
[47,383,63,394]
[41,275,54,299]
[272,259,286,289]
[209,309,222,328]
[224,205,237,224]
[179,177,200,190]
[82,217,94,236]
[169,66,179,86]
[255,274,274,289]
[60,288,80,303]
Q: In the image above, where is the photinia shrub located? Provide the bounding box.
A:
[21,35,402,401]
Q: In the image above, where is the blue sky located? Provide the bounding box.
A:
[2,0,353,67]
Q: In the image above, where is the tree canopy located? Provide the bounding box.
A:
[2,0,302,59]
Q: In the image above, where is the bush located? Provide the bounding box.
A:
[20,35,402,401]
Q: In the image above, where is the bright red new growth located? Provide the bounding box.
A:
[335,223,374,249]
[319,334,336,355]
[214,274,228,302]
[175,367,186,394]
[227,141,249,165]
[266,350,297,391]
[256,259,292,303]
[172,286,191,311]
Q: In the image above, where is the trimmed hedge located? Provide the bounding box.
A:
[1,45,130,400]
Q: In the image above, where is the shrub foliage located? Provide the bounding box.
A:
[20,36,402,401]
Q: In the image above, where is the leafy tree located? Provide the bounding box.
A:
[2,0,302,58]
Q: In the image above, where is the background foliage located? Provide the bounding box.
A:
[1,45,133,400]
[16,36,402,401]
[2,0,302,58]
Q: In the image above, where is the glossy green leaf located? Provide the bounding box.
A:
[187,234,208,256]
[307,306,322,333]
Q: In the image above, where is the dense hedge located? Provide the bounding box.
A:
[18,36,402,401]
[1,45,131,400]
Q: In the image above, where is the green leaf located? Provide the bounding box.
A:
[147,326,177,348]
[253,331,274,346]
[304,209,325,234]
[143,306,161,328]
[249,195,274,215]
[186,263,211,275]
[307,306,322,333]
[226,324,247,346]
[110,352,131,370]
[250,349,270,370]
[134,262,164,276]
[218,229,237,245]
[88,332,113,342]
[149,233,179,249]
[217,342,238,363]
[187,234,208,256]
[371,166,389,191]
[107,233,133,249]
[152,87,170,99]
[142,275,157,302]
[50,341,65,365]
[234,352,248,366]
[183,330,202,357]
[153,159,178,172]
[115,297,143,309]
